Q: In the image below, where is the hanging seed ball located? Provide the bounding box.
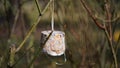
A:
[41,30,66,56]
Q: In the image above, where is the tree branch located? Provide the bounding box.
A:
[80,0,105,29]
[104,0,118,68]
[35,0,42,16]
[95,14,120,23]
[16,0,52,52]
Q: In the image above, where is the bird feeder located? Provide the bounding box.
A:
[40,0,66,65]
[41,30,65,56]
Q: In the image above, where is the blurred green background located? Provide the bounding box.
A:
[0,0,120,68]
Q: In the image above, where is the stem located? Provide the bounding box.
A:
[41,0,52,15]
[95,15,120,23]
[104,0,112,40]
[104,24,118,68]
[10,10,20,38]
[109,39,118,68]
[34,0,42,15]
[104,0,118,68]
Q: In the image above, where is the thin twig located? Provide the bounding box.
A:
[80,0,105,29]
[104,23,110,39]
[35,0,42,15]
[41,0,52,15]
[10,10,20,38]
[104,22,118,68]
[95,14,120,23]
[104,0,112,40]
[104,0,118,68]
[3,0,11,38]
[112,15,120,23]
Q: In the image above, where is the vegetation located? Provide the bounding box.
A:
[0,0,120,68]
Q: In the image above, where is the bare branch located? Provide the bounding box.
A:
[35,0,42,16]
[112,15,120,23]
[16,0,52,52]
[80,0,105,29]
[104,0,118,68]
[95,14,120,23]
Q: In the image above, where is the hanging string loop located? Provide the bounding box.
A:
[51,0,54,31]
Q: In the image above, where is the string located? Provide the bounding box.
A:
[51,0,54,31]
